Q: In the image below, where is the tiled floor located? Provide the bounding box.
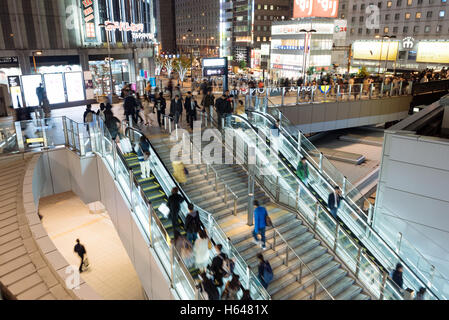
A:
[39,191,144,300]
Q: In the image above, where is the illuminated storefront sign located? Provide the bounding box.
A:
[272,22,334,35]
[104,21,144,32]
[202,58,228,77]
[82,0,96,40]
[402,37,415,50]
[352,41,399,61]
[251,49,261,69]
[131,33,155,41]
[293,0,339,18]
[416,41,449,64]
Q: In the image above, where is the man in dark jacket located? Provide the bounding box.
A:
[187,96,200,130]
[392,263,404,290]
[328,186,342,219]
[123,92,138,124]
[170,95,183,125]
[184,91,193,125]
[201,89,215,116]
[209,244,228,287]
[215,94,226,130]
[185,203,202,244]
[74,239,87,273]
[167,187,185,231]
[154,92,166,127]
[199,272,219,300]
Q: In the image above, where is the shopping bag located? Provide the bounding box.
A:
[83,256,90,269]
[158,202,170,219]
[120,137,133,154]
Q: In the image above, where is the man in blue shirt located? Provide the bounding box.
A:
[252,200,268,250]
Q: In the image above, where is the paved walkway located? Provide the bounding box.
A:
[39,191,144,300]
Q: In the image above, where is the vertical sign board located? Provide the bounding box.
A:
[81,0,97,42]
[293,0,339,18]
[7,76,23,109]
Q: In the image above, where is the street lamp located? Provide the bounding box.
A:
[383,35,396,74]
[300,29,316,85]
[99,22,115,103]
[32,51,42,73]
[375,34,396,76]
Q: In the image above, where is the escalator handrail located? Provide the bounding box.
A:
[246,110,442,299]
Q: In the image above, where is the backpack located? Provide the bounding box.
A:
[263,261,273,284]
[85,112,93,123]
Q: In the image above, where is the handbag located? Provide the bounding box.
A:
[265,215,273,227]
[83,256,90,269]
[158,202,170,218]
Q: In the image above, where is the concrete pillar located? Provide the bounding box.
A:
[18,52,32,75]
[78,49,90,71]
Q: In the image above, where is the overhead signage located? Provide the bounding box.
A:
[202,57,228,77]
[0,57,18,64]
[203,58,226,68]
[352,40,399,61]
[82,0,96,40]
[416,41,449,64]
[8,76,20,87]
[272,22,335,35]
[293,0,339,18]
[131,33,155,41]
[402,37,415,50]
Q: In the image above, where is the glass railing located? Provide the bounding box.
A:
[247,105,447,299]
[243,82,412,109]
[218,113,410,300]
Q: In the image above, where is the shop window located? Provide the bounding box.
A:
[408,50,417,61]
[398,50,407,60]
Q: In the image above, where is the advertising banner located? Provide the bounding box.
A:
[44,73,65,104]
[65,72,85,102]
[7,76,23,109]
[352,41,399,61]
[293,0,339,18]
[416,41,449,64]
[22,75,43,107]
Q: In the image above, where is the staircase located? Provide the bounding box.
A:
[149,133,371,300]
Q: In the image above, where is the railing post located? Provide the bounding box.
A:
[224,186,228,203]
[296,184,300,209]
[285,248,289,267]
[246,266,251,288]
[396,232,402,254]
[112,141,117,180]
[429,265,435,288]
[342,177,347,197]
[369,83,374,99]
[175,123,178,140]
[298,262,303,283]
[148,205,153,248]
[247,175,254,226]
[233,198,237,216]
[348,84,352,100]
[333,223,339,252]
[170,246,175,288]
[221,116,225,130]
[215,173,218,191]
[313,281,317,300]
[14,122,24,152]
[296,86,300,104]
[314,202,319,230]
[399,81,403,96]
[359,84,363,100]
[368,203,374,226]
[275,176,280,201]
[129,169,134,210]
[70,121,76,150]
[273,230,276,249]
[355,245,362,278]
[337,85,340,101]
[380,82,384,98]
[78,127,85,156]
[379,270,388,300]
[297,132,301,151]
[281,87,285,106]
[319,152,323,172]
[62,116,69,146]
[311,87,315,102]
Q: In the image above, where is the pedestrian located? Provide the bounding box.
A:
[296,156,309,185]
[74,239,87,273]
[193,229,211,272]
[184,91,193,125]
[36,83,45,107]
[392,263,404,290]
[187,95,200,130]
[327,186,342,219]
[154,92,166,127]
[215,94,226,130]
[252,200,268,250]
[142,94,152,126]
[221,274,241,300]
[256,253,273,289]
[135,93,145,124]
[415,287,426,300]
[201,88,215,117]
[172,160,187,184]
[104,112,121,140]
[97,103,106,121]
[83,104,95,123]
[240,289,252,300]
[123,91,137,124]
[198,272,219,300]
[170,94,183,126]
[137,136,151,179]
[167,187,185,232]
[185,203,202,244]
[174,230,194,268]
[210,244,228,288]
[403,288,415,300]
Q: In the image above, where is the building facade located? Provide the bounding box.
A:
[0,0,158,102]
[174,0,220,57]
[343,0,449,71]
[156,0,177,54]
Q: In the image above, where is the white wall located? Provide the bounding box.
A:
[374,131,449,292]
[34,149,175,300]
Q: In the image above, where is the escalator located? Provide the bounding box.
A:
[122,128,200,280]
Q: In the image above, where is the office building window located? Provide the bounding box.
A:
[436,25,442,32]
[342,4,346,9]
[263,37,266,41]
[270,5,274,10]
[416,12,421,18]
[375,28,379,34]
[352,17,356,22]
[366,28,371,34]
[341,14,345,18]
[439,10,445,17]
[264,5,268,9]
[427,11,432,18]
[397,0,402,5]
[360,16,364,22]
[429,0,434,3]
[394,13,399,20]
[405,13,411,19]
[385,14,390,20]
[350,28,354,34]
[257,4,261,9]
[418,0,423,4]
[424,25,430,32]
[403,26,409,33]
[353,4,357,10]
[407,0,413,4]
[358,28,363,34]
[387,1,392,7]
[413,25,419,32]
[257,37,260,41]
[378,1,382,8]
[361,4,366,9]
[384,27,389,33]
[393,26,398,33]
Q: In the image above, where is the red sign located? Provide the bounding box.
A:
[82,0,96,39]
[293,0,339,18]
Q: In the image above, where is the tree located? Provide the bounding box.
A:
[174,56,192,87]
[164,58,175,78]
[154,56,164,76]
[239,60,247,70]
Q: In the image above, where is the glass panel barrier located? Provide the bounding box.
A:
[0,122,18,154]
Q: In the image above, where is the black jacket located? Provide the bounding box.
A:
[154,97,166,112]
[392,270,403,289]
[187,100,200,116]
[167,193,185,216]
[124,96,137,115]
[201,94,215,108]
[215,97,225,114]
[328,192,342,210]
[170,99,183,114]
[201,278,219,300]
[74,243,86,257]
[184,96,192,113]
[185,211,202,233]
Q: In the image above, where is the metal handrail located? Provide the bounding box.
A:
[216,113,406,300]
[271,227,335,300]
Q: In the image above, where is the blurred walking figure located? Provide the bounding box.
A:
[221,274,241,300]
[185,203,202,244]
[296,157,309,185]
[172,161,187,184]
[252,200,268,250]
[392,263,404,290]
[256,253,273,289]
[415,287,426,300]
[74,239,87,273]
[193,229,211,272]
[174,230,194,268]
[137,136,151,179]
[327,186,342,219]
[167,187,185,232]
[199,272,219,300]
